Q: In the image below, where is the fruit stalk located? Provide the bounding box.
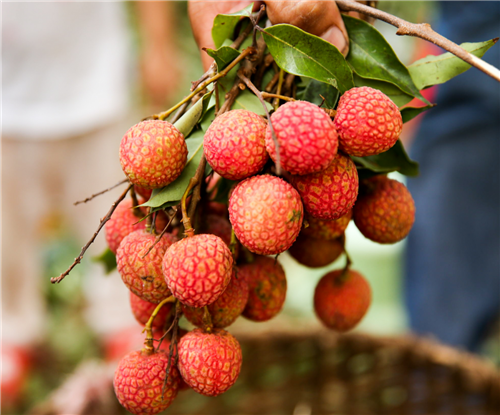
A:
[142,295,176,354]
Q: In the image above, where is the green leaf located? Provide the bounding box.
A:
[232,89,273,114]
[141,130,205,208]
[343,15,428,104]
[298,79,339,108]
[92,248,117,274]
[408,39,498,90]
[401,104,435,123]
[353,74,414,108]
[262,24,354,93]
[205,46,240,71]
[212,3,254,48]
[352,140,419,177]
[173,90,213,137]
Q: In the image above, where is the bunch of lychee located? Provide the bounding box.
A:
[107,86,415,414]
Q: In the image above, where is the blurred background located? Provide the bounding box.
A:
[2,1,498,414]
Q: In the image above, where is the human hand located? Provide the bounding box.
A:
[188,0,349,71]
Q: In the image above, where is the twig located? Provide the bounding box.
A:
[129,186,145,219]
[141,206,178,259]
[187,158,206,221]
[181,155,207,237]
[73,178,129,205]
[273,69,285,110]
[261,92,295,102]
[237,72,282,175]
[202,306,213,333]
[142,295,176,354]
[162,302,181,399]
[214,82,221,114]
[170,100,191,123]
[336,0,500,83]
[265,71,280,93]
[254,53,275,90]
[52,183,133,284]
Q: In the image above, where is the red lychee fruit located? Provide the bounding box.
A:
[182,269,249,329]
[162,234,233,308]
[291,152,358,220]
[177,328,242,397]
[198,214,232,248]
[353,175,415,244]
[120,120,188,189]
[238,256,287,322]
[105,199,146,254]
[113,350,180,415]
[229,174,303,255]
[129,291,172,328]
[288,234,344,268]
[334,87,403,157]
[204,109,268,180]
[314,269,371,332]
[117,230,177,303]
[134,185,153,201]
[302,210,352,240]
[265,100,338,175]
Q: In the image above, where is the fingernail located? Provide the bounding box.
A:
[321,26,348,55]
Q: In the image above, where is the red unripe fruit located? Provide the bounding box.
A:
[314,269,371,332]
[117,230,177,303]
[288,234,344,268]
[239,256,287,322]
[134,185,153,201]
[105,199,146,254]
[334,87,403,157]
[162,234,233,308]
[229,175,303,255]
[177,328,242,397]
[113,350,180,415]
[129,291,172,328]
[182,269,249,328]
[120,120,188,189]
[204,109,268,180]
[265,100,338,175]
[291,152,358,220]
[353,175,415,244]
[302,210,352,240]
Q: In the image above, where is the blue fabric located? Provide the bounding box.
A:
[404,1,500,351]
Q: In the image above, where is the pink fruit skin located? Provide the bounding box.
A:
[265,100,338,175]
[182,269,249,328]
[229,174,303,255]
[113,350,180,415]
[162,234,233,308]
[302,210,352,240]
[105,199,146,254]
[129,291,172,328]
[239,256,287,322]
[117,230,177,304]
[291,152,358,220]
[119,120,188,189]
[334,87,403,157]
[177,328,242,397]
[204,109,268,180]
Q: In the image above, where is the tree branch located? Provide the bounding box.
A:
[73,178,129,205]
[336,0,500,83]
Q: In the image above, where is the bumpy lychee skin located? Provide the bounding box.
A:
[314,269,371,332]
[129,291,172,328]
[265,100,338,175]
[239,256,287,322]
[120,120,188,189]
[113,350,180,415]
[353,175,415,244]
[182,269,249,328]
[334,87,403,157]
[229,175,303,255]
[302,210,352,240]
[204,109,268,180]
[291,152,358,220]
[134,185,153,201]
[177,328,242,397]
[117,230,177,303]
[288,234,344,268]
[162,234,233,308]
[105,200,146,254]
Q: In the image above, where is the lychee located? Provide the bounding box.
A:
[113,349,180,415]
[182,269,249,329]
[177,328,242,397]
[229,174,303,255]
[117,230,177,303]
[353,175,415,244]
[288,234,344,268]
[291,152,358,220]
[265,100,338,175]
[334,87,403,157]
[314,269,371,332]
[302,210,352,240]
[129,291,172,328]
[134,185,153,201]
[105,199,146,254]
[119,120,188,189]
[198,214,232,249]
[204,109,268,180]
[238,256,287,322]
[162,234,233,308]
